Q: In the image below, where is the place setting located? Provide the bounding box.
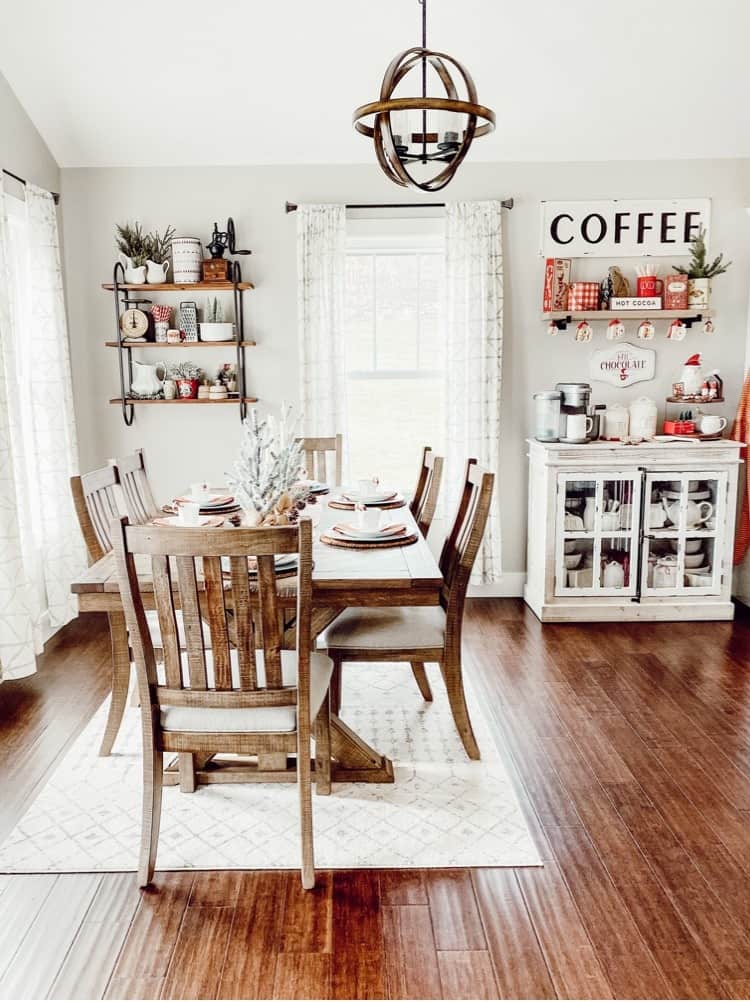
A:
[328,475,407,512]
[155,480,242,527]
[321,499,418,550]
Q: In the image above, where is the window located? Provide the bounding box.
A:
[344,217,446,490]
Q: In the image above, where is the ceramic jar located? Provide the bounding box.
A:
[171,237,202,283]
[603,404,629,441]
[628,397,658,440]
[688,278,710,308]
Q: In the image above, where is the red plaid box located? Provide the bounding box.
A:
[569,281,600,311]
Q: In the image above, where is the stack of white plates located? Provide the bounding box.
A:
[330,523,407,544]
[220,553,298,576]
[173,492,241,515]
[340,488,399,506]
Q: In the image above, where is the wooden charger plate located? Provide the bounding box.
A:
[328,497,406,512]
[320,531,418,550]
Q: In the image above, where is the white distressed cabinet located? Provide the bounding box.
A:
[524,438,743,622]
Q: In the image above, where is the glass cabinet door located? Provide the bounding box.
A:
[555,472,642,596]
[642,471,727,597]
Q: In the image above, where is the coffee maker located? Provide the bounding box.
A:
[555,382,593,443]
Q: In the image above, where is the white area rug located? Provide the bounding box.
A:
[0,663,541,872]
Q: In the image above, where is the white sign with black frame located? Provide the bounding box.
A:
[540,199,711,257]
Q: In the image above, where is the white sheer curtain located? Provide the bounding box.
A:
[0,179,85,681]
[444,201,504,584]
[297,205,347,441]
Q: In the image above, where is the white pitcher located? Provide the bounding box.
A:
[119,253,146,284]
[146,259,170,283]
[131,360,166,396]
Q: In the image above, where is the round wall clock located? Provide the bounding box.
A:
[120,307,149,340]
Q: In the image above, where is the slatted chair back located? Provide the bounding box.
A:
[70,466,123,565]
[438,459,495,619]
[110,448,159,524]
[113,519,314,722]
[296,434,343,486]
[409,446,444,537]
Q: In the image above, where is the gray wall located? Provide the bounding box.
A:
[60,159,750,588]
[0,72,59,194]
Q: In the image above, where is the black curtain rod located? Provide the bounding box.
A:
[2,168,60,204]
[285,198,513,213]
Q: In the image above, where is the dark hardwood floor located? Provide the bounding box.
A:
[2,603,750,999]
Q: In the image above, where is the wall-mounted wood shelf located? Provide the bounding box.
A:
[106,260,255,425]
[544,309,710,332]
[101,281,254,291]
[105,340,257,348]
[543,310,710,322]
[666,396,724,404]
[110,397,259,405]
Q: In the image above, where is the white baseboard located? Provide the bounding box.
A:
[468,573,526,599]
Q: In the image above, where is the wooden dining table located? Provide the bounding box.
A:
[70,495,443,786]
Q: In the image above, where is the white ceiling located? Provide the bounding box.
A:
[1,0,749,167]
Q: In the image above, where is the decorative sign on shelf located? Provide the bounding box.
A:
[589,341,656,388]
[540,199,711,258]
[610,296,662,311]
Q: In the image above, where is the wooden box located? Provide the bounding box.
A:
[201,259,231,282]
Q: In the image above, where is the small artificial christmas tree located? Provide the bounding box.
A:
[674,226,732,278]
[227,406,306,525]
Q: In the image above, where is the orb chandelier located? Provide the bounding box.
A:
[352,0,495,192]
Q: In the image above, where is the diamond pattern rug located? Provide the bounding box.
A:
[0,662,541,872]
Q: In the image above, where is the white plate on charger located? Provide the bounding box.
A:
[342,488,397,505]
[220,554,298,574]
[332,523,406,542]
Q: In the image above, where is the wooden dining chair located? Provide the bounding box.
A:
[410,446,444,538]
[112,516,332,890]
[70,465,123,565]
[109,448,160,523]
[320,459,494,760]
[296,434,343,485]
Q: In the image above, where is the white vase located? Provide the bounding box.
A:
[146,259,170,283]
[119,253,146,284]
[688,278,710,309]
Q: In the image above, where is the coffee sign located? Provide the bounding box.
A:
[540,199,711,257]
[589,342,656,388]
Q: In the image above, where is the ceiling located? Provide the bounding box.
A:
[1,0,749,167]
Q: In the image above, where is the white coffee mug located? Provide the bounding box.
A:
[190,482,212,504]
[355,503,381,531]
[698,414,727,435]
[357,477,379,497]
[566,413,594,440]
[175,500,201,525]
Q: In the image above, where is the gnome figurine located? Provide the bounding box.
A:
[680,353,703,397]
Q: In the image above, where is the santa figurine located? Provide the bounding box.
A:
[680,353,703,397]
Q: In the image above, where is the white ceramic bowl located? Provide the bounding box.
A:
[565,553,583,569]
[685,572,712,587]
[684,552,706,568]
[670,538,702,554]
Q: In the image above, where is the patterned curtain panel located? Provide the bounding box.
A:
[0,180,85,681]
[444,201,504,584]
[297,205,347,445]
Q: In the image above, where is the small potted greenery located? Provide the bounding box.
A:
[115,222,151,283]
[674,226,732,309]
[199,296,233,342]
[168,361,203,399]
[145,225,175,283]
